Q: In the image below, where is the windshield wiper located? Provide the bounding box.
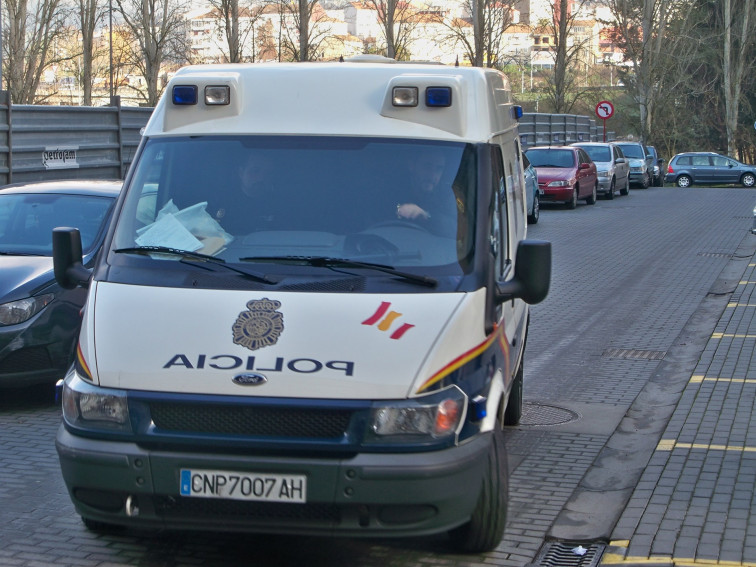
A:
[240,255,437,287]
[115,246,277,284]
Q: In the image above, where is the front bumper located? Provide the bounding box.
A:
[539,186,573,202]
[56,425,492,537]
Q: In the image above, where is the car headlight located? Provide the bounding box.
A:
[547,180,570,187]
[597,171,609,178]
[62,374,132,433]
[0,293,54,325]
[364,386,466,444]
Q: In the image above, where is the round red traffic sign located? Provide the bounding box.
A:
[596,100,614,119]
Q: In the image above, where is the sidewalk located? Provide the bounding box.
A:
[601,231,756,566]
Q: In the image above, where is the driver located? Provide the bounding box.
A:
[393,149,460,237]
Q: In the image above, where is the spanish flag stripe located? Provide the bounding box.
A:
[417,326,506,393]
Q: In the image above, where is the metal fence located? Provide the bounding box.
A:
[519,112,615,150]
[0,93,614,186]
[0,92,151,187]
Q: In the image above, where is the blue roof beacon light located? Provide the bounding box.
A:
[511,105,523,120]
[425,87,452,107]
[172,85,198,105]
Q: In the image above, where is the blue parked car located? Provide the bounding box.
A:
[523,153,541,224]
[665,152,756,187]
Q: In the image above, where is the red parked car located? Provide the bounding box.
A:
[525,146,598,209]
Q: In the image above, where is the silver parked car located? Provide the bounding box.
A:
[523,152,541,223]
[572,142,630,199]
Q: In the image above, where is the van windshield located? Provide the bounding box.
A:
[112,136,477,283]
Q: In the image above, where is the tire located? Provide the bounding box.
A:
[620,177,630,196]
[741,173,756,188]
[586,183,597,205]
[503,362,523,426]
[566,187,578,209]
[448,426,508,553]
[527,194,539,224]
[654,175,663,187]
[606,178,615,200]
[642,172,651,188]
[676,175,692,188]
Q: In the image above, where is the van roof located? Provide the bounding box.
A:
[145,62,518,143]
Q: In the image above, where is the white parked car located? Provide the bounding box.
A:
[571,142,630,199]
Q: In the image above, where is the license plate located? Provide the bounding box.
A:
[180,469,307,503]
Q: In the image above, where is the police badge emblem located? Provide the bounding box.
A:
[232,298,284,351]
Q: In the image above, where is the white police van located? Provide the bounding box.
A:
[53,58,550,552]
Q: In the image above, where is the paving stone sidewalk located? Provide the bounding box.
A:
[602,235,756,566]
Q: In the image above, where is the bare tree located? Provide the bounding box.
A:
[442,0,515,67]
[534,0,595,113]
[276,0,331,61]
[4,0,68,104]
[721,0,756,156]
[366,0,416,59]
[206,0,266,63]
[74,0,107,105]
[114,0,188,106]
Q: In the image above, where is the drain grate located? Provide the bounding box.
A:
[533,541,605,567]
[520,402,580,427]
[603,348,666,360]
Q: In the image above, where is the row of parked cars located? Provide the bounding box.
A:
[523,142,756,216]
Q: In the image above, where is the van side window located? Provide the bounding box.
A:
[491,146,509,278]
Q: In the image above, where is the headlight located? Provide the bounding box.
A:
[0,293,54,325]
[547,180,570,187]
[364,386,466,444]
[62,374,132,433]
[597,171,609,178]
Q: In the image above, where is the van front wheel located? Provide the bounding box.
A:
[448,426,508,553]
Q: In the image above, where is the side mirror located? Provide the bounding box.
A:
[53,227,92,289]
[579,162,590,170]
[615,158,626,164]
[495,240,551,305]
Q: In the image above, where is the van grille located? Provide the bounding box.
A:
[149,402,353,439]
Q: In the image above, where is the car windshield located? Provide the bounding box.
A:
[579,146,611,162]
[617,144,645,159]
[0,193,114,255]
[112,136,478,279]
[526,149,576,168]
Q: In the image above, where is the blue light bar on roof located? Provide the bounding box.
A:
[172,85,198,105]
[426,87,452,107]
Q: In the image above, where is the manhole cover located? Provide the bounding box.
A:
[520,402,580,427]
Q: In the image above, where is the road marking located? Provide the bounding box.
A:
[656,440,756,453]
[690,375,756,384]
[602,554,756,565]
[711,333,756,339]
[603,542,756,565]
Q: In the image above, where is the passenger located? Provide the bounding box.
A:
[213,152,285,234]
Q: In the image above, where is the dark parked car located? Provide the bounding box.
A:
[526,146,598,209]
[645,145,664,186]
[0,180,121,387]
[665,152,756,188]
[523,152,541,224]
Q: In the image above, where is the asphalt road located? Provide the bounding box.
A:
[1,185,753,567]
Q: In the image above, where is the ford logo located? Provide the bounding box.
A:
[232,373,268,386]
